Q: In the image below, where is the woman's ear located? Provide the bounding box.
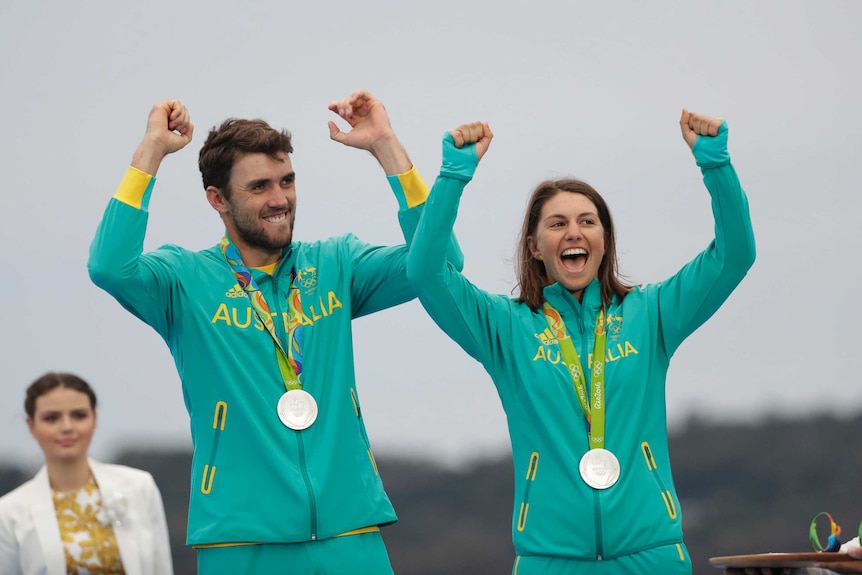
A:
[527,236,542,260]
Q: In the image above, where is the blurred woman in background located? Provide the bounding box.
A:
[0,372,174,575]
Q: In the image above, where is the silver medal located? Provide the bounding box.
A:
[578,448,620,490]
[276,389,318,430]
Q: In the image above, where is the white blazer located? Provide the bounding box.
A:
[0,459,174,575]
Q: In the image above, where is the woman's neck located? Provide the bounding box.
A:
[46,458,91,492]
[570,288,584,302]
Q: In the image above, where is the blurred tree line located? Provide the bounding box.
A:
[2,412,862,574]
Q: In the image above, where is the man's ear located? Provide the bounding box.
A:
[206,186,229,215]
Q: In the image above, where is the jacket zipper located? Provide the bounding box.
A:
[594,490,603,560]
[297,433,318,539]
[272,273,318,540]
[642,442,678,521]
[568,297,603,558]
[517,452,539,532]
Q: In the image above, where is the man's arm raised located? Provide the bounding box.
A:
[88,100,193,337]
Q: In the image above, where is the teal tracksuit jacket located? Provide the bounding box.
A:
[407,123,755,570]
[88,165,461,547]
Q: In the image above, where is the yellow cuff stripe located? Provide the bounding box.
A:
[113,166,153,210]
[397,166,429,209]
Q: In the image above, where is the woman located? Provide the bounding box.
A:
[0,373,174,575]
[407,111,756,574]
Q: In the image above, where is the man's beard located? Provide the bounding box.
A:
[231,207,294,254]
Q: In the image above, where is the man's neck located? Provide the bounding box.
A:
[233,240,284,269]
[240,250,282,269]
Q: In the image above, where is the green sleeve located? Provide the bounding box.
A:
[407,133,510,363]
[656,121,756,355]
[87,170,179,339]
[387,166,464,271]
[349,163,467,317]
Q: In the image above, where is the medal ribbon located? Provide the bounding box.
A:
[219,236,303,391]
[542,302,607,449]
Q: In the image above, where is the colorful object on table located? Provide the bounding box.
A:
[809,512,842,552]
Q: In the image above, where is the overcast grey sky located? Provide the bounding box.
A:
[1,0,860,471]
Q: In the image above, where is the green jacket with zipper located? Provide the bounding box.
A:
[407,122,755,564]
[88,165,461,546]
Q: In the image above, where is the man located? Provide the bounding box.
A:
[88,91,461,574]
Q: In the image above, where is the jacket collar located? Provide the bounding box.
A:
[542,278,603,316]
[28,459,142,575]
[29,466,65,575]
[90,460,142,575]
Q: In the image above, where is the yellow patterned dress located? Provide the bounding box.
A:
[52,476,125,574]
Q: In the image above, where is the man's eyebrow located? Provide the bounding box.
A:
[245,177,272,189]
[245,172,294,189]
